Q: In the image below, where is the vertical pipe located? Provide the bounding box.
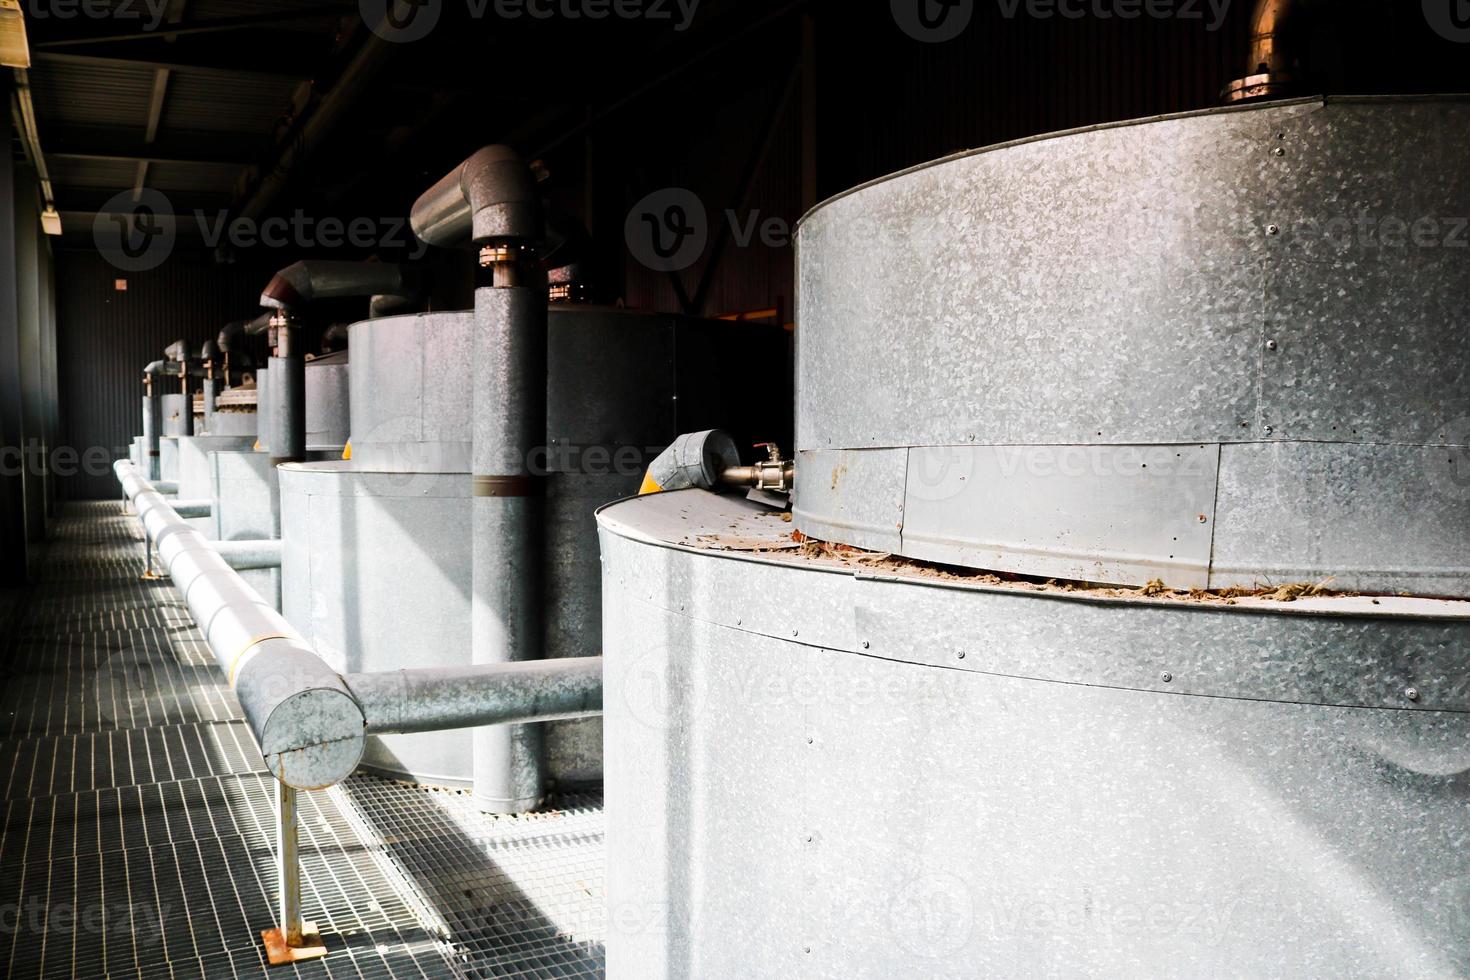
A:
[255,367,271,451]
[144,386,162,481]
[276,780,304,946]
[471,281,548,814]
[179,364,195,437]
[202,377,218,434]
[268,324,305,466]
[267,356,304,464]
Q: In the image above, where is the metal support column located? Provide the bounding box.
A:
[261,781,327,964]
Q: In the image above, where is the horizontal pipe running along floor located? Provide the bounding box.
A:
[0,502,605,979]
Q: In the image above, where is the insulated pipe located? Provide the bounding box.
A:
[211,539,283,571]
[114,460,367,789]
[241,311,275,336]
[142,360,166,481]
[416,144,550,813]
[259,261,420,312]
[255,367,271,451]
[472,282,548,813]
[172,499,212,519]
[201,340,220,433]
[410,145,541,248]
[165,340,196,438]
[347,658,603,736]
[267,329,306,466]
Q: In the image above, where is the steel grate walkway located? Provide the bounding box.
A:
[0,502,606,979]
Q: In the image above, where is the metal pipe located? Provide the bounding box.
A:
[142,360,166,481]
[417,144,551,813]
[1223,0,1300,102]
[260,260,420,312]
[255,366,271,451]
[115,459,367,789]
[211,539,283,571]
[347,658,603,736]
[276,781,305,947]
[471,283,549,814]
[410,145,541,248]
[241,311,275,336]
[201,339,220,432]
[267,344,305,465]
[172,499,212,519]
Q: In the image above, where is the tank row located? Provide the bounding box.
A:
[117,94,1470,977]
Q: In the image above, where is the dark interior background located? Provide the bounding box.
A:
[2,0,1468,571]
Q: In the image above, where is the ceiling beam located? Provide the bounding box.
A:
[54,185,229,213]
[45,125,262,165]
[31,6,356,48]
[50,150,244,168]
[31,49,314,82]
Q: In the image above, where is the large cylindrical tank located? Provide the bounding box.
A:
[597,95,1470,977]
[280,307,790,788]
[794,96,1470,597]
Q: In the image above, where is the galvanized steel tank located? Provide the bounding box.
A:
[597,95,1470,977]
[795,95,1469,595]
[280,307,789,789]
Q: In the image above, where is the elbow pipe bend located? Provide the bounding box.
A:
[260,260,421,311]
[410,145,541,248]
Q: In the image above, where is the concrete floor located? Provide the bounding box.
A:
[0,502,605,979]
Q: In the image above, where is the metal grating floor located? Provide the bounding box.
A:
[0,502,606,979]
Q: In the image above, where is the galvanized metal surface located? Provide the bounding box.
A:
[210,449,281,610]
[348,657,604,736]
[279,462,477,787]
[201,409,259,437]
[598,489,1470,978]
[290,307,790,790]
[795,96,1470,595]
[177,434,254,539]
[158,435,180,484]
[117,461,366,790]
[161,393,189,438]
[266,354,305,464]
[0,500,606,978]
[471,285,550,814]
[305,353,351,453]
[348,311,476,473]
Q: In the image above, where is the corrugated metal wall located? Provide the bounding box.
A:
[54,249,266,500]
[614,3,1250,319]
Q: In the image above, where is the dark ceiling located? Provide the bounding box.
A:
[18,0,1470,288]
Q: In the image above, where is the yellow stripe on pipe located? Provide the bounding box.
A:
[228,633,291,686]
[638,473,663,496]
